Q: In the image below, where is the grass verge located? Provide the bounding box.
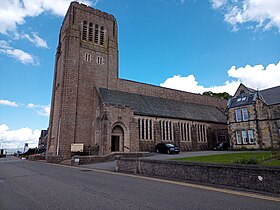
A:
[171,152,279,165]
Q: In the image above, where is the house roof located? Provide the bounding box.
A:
[228,85,280,108]
[259,85,280,105]
[98,88,227,124]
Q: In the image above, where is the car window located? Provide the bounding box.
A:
[166,144,174,147]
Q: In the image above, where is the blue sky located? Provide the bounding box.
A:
[0,0,280,151]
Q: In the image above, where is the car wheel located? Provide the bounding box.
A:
[156,149,159,153]
[167,150,170,154]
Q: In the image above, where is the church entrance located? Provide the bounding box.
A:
[111,125,124,152]
[111,136,120,152]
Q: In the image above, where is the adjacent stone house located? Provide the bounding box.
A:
[227,84,280,149]
[46,2,228,162]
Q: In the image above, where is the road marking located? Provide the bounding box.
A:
[48,162,280,203]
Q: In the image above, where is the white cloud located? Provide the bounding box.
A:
[0,40,12,49]
[210,0,280,32]
[27,103,50,117]
[0,99,19,107]
[210,0,227,9]
[0,1,94,62]
[0,124,41,150]
[160,61,280,95]
[0,98,50,116]
[228,62,280,90]
[3,48,36,65]
[0,39,37,65]
[0,0,93,34]
[160,74,206,94]
[22,32,48,48]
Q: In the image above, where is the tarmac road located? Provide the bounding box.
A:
[0,156,279,210]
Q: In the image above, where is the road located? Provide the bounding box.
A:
[0,156,279,210]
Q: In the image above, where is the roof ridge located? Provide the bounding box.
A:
[99,87,222,109]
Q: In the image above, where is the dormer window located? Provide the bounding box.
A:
[242,96,246,101]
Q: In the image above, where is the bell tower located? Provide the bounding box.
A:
[47,2,118,161]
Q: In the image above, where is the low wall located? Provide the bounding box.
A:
[71,152,152,165]
[46,155,62,164]
[28,154,46,161]
[116,158,280,194]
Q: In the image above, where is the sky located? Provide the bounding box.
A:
[0,0,279,152]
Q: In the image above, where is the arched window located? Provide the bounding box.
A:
[141,119,145,139]
[88,22,93,42]
[138,118,141,139]
[82,21,88,41]
[187,123,190,141]
[94,24,99,44]
[100,26,105,46]
[169,121,172,140]
[145,119,149,139]
[149,120,152,140]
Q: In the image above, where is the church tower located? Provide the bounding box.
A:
[47,2,118,161]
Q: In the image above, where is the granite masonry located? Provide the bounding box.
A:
[46,2,228,162]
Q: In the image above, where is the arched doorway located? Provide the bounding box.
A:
[111,125,124,152]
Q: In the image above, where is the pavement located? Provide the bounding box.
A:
[80,150,246,171]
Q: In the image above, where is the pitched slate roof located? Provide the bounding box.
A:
[228,85,280,108]
[98,88,227,124]
[259,85,280,105]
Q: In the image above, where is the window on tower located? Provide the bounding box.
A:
[100,26,105,46]
[94,24,99,44]
[82,21,88,41]
[88,22,93,42]
[81,21,105,47]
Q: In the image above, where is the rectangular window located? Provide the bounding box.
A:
[236,131,242,144]
[235,109,242,122]
[242,108,249,121]
[218,136,226,142]
[248,130,254,144]
[241,130,248,144]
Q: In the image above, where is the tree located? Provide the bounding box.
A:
[202,91,232,99]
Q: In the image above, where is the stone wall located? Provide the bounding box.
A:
[116,158,280,194]
[228,98,280,149]
[47,2,228,162]
[71,152,151,165]
[46,155,62,164]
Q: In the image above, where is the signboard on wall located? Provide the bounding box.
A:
[71,143,84,152]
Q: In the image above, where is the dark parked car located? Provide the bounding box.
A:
[213,142,230,151]
[155,143,180,154]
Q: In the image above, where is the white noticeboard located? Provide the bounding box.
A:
[71,143,84,152]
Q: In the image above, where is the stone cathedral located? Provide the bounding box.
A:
[47,2,228,162]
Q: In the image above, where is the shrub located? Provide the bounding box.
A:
[234,157,259,165]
